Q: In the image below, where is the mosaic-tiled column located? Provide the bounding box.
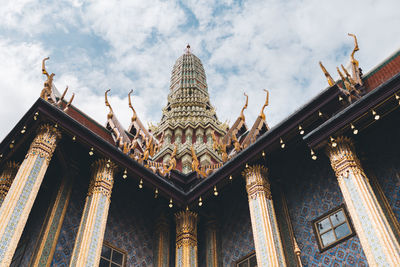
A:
[0,124,61,266]
[30,173,74,267]
[205,218,218,267]
[154,214,170,267]
[175,210,198,267]
[0,161,20,206]
[326,136,400,266]
[69,159,117,267]
[242,165,287,267]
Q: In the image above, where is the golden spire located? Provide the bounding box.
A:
[239,92,248,121]
[319,61,335,87]
[259,89,269,121]
[128,89,137,122]
[341,64,356,85]
[105,89,113,119]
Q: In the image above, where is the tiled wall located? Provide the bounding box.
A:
[51,179,155,267]
[285,160,368,266]
[218,183,255,266]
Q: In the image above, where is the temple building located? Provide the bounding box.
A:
[0,35,400,267]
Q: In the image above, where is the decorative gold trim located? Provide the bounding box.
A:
[88,159,117,199]
[175,210,198,267]
[27,124,62,163]
[0,161,20,201]
[242,165,271,199]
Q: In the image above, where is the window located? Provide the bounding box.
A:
[99,242,126,267]
[236,252,257,267]
[312,204,355,251]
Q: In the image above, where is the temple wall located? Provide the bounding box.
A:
[218,183,255,266]
[51,178,155,266]
[284,159,368,266]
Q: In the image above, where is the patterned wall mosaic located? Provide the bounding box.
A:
[51,179,155,267]
[284,160,368,267]
[218,184,255,266]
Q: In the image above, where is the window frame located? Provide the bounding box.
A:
[312,204,356,252]
[234,251,257,267]
[100,241,127,267]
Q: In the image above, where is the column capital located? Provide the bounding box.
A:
[175,210,198,248]
[242,165,271,200]
[28,124,62,161]
[88,159,117,198]
[325,136,363,179]
[0,161,20,200]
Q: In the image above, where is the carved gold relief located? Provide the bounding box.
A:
[0,161,20,200]
[242,165,271,200]
[28,124,62,162]
[175,210,198,248]
[88,159,117,198]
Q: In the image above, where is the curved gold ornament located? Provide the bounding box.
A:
[242,165,271,200]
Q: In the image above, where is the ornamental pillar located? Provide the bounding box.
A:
[0,124,61,266]
[175,210,198,267]
[30,173,74,267]
[326,136,400,266]
[69,159,117,267]
[154,214,170,267]
[205,218,218,267]
[242,165,287,267]
[0,161,20,206]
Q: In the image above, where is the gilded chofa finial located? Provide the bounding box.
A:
[40,57,56,102]
[128,89,137,122]
[105,89,113,119]
[348,33,363,85]
[259,89,269,121]
[239,92,248,121]
[319,61,335,87]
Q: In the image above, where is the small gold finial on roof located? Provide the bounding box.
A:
[348,33,363,85]
[105,89,113,119]
[319,61,335,87]
[40,57,56,102]
[341,64,356,85]
[128,89,137,122]
[259,89,269,121]
[336,67,352,92]
[240,92,248,121]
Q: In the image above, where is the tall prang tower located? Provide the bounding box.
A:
[151,45,227,173]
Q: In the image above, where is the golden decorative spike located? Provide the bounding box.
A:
[40,57,55,101]
[128,89,137,122]
[337,67,352,92]
[348,33,359,65]
[259,89,269,121]
[232,132,241,152]
[319,61,335,87]
[59,86,68,102]
[239,92,248,121]
[341,64,356,85]
[64,93,75,112]
[105,89,113,118]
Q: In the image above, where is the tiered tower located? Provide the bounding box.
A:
[152,45,227,173]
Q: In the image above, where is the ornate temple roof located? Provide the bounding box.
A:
[2,37,399,207]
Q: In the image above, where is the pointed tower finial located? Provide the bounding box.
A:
[319,61,336,87]
[186,44,191,54]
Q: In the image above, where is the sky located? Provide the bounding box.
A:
[1,0,400,140]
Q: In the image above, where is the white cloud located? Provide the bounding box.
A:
[1,0,400,140]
